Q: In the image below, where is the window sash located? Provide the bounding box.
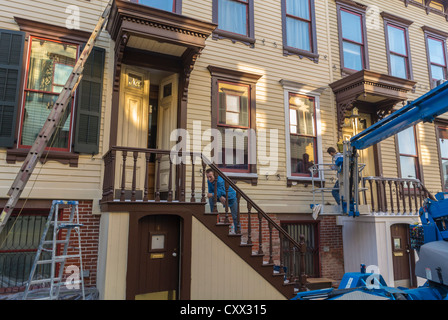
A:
[339,8,366,71]
[135,0,177,12]
[19,37,78,151]
[289,93,317,176]
[218,0,249,36]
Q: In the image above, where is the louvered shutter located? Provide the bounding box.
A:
[73,46,105,154]
[0,30,25,148]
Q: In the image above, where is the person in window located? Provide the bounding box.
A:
[206,168,239,234]
[327,147,343,205]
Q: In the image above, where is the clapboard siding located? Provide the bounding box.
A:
[0,0,112,208]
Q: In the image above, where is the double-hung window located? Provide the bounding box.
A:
[131,0,181,13]
[336,1,368,73]
[282,0,318,61]
[423,26,448,88]
[385,23,412,79]
[289,93,317,176]
[397,126,420,182]
[208,66,261,178]
[437,125,448,192]
[19,38,78,151]
[212,0,255,47]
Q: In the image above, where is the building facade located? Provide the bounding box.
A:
[0,0,447,299]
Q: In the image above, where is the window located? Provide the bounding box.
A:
[436,125,448,192]
[423,26,448,87]
[131,0,180,13]
[382,13,413,80]
[289,94,317,176]
[0,24,105,165]
[397,126,420,181]
[212,0,255,47]
[386,25,411,79]
[208,66,261,178]
[0,211,53,290]
[336,1,369,73]
[19,38,78,151]
[282,0,318,62]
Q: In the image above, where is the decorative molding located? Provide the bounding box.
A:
[380,11,414,26]
[421,25,448,39]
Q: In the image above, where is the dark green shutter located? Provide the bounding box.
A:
[0,30,25,148]
[73,46,105,154]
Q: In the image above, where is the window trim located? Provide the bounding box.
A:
[17,36,79,152]
[130,0,182,13]
[336,0,369,75]
[395,125,423,184]
[422,25,448,88]
[212,0,255,47]
[381,12,414,80]
[6,18,93,167]
[280,79,324,184]
[435,120,448,192]
[208,66,261,183]
[281,0,319,63]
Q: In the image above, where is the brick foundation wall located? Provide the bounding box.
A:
[60,200,100,288]
[318,215,345,281]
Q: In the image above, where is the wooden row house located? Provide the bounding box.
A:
[0,0,448,300]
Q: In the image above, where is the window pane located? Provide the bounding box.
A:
[21,91,72,148]
[400,155,417,179]
[218,127,249,171]
[438,127,448,158]
[390,54,407,79]
[397,126,416,155]
[218,0,248,35]
[138,0,175,11]
[290,135,315,175]
[218,82,249,127]
[343,41,363,70]
[286,0,310,20]
[431,64,445,81]
[286,17,311,51]
[388,25,406,56]
[289,95,314,136]
[26,39,77,93]
[442,159,448,191]
[340,10,362,43]
[428,37,445,66]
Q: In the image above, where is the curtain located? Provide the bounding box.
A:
[286,0,309,20]
[218,0,247,35]
[286,17,310,51]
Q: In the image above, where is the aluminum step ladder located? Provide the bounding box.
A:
[22,200,85,300]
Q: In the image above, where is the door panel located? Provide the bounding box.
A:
[156,74,178,193]
[391,224,411,287]
[136,215,180,300]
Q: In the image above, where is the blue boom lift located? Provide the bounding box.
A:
[294,80,448,300]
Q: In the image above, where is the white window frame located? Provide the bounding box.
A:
[280,80,324,182]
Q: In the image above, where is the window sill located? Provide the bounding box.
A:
[283,45,319,63]
[287,176,323,187]
[223,172,258,186]
[6,148,79,167]
[212,29,255,48]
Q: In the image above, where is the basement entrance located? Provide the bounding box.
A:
[135,214,181,300]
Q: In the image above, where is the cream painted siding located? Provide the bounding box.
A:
[183,0,338,212]
[0,0,112,210]
[190,217,286,300]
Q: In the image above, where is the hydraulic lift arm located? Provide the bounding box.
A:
[0,1,113,234]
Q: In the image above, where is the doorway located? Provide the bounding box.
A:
[390,223,414,288]
[135,214,181,300]
[115,65,179,201]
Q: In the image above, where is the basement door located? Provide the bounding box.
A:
[135,215,181,300]
[391,224,413,288]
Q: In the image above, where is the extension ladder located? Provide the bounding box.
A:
[23,200,85,300]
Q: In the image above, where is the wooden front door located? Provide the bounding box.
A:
[135,215,180,300]
[391,224,413,288]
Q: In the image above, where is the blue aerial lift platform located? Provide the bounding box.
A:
[295,81,448,300]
